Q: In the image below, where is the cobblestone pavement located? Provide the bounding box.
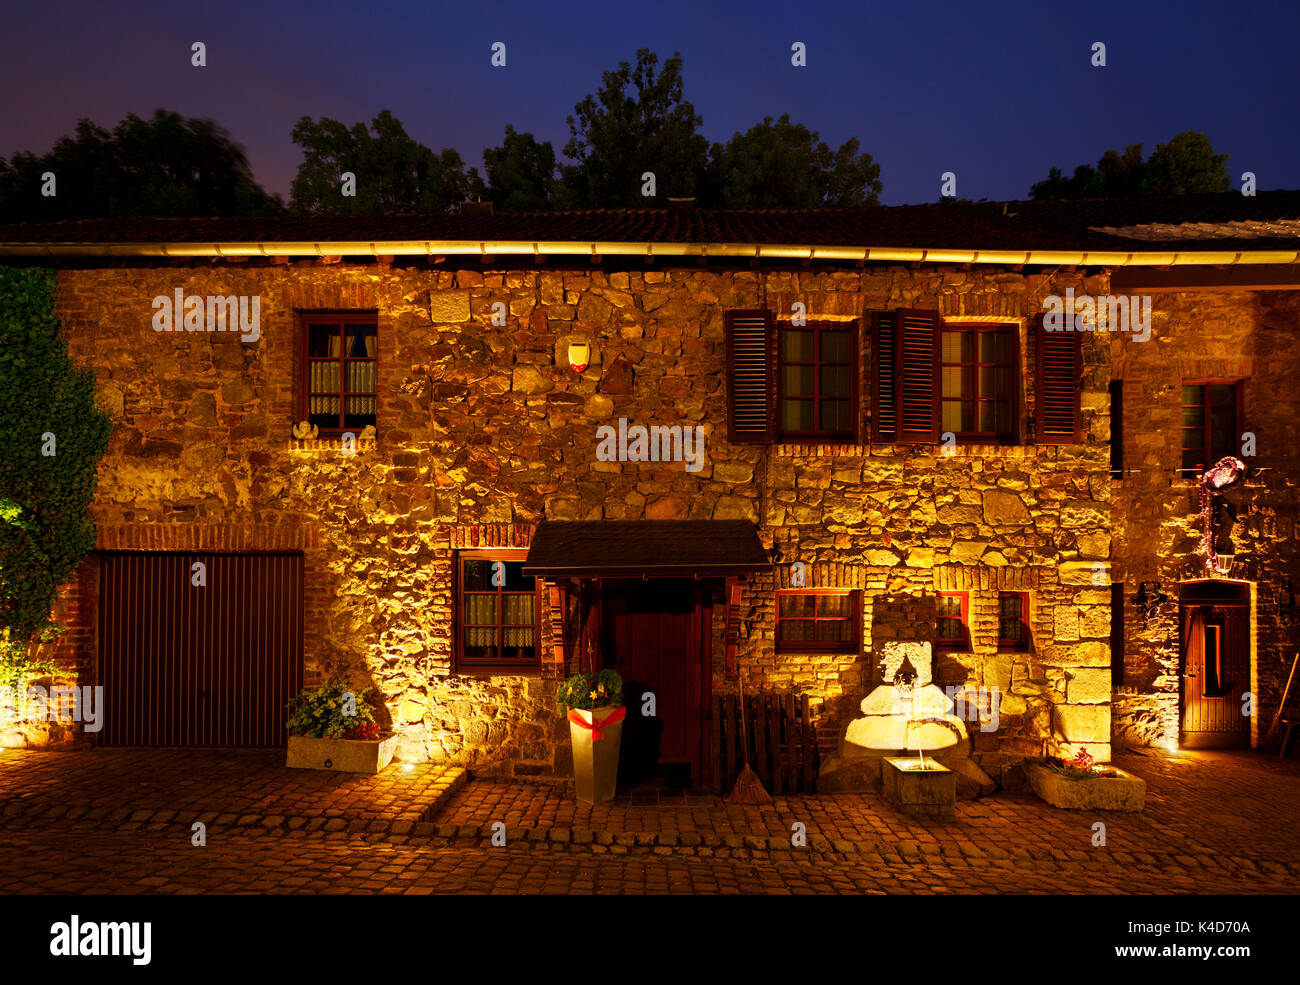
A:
[0,746,1296,894]
[0,747,466,824]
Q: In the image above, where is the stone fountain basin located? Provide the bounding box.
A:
[882,756,956,817]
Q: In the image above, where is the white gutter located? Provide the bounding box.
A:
[0,240,1296,266]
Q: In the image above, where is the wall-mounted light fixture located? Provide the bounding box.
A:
[568,340,591,373]
[1281,580,1296,628]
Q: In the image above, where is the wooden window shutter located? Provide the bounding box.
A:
[894,308,942,443]
[869,311,897,441]
[1035,314,1083,443]
[725,309,777,443]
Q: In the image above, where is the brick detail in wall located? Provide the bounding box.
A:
[933,565,1045,591]
[446,524,535,550]
[1112,355,1256,381]
[96,523,317,552]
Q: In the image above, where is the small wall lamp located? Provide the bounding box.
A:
[1280,580,1296,628]
[568,341,591,373]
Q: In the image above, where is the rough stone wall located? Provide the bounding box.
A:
[39,261,1113,768]
[1110,290,1300,748]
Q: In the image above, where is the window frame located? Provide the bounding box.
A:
[299,311,379,437]
[1180,379,1243,479]
[454,548,543,675]
[996,591,1031,652]
[775,320,860,443]
[939,322,1021,445]
[774,588,862,654]
[935,591,970,650]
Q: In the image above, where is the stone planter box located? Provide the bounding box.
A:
[1026,762,1146,811]
[286,734,398,774]
[882,756,956,817]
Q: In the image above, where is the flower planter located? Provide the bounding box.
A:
[568,705,624,804]
[882,756,956,817]
[1026,762,1146,811]
[286,734,398,774]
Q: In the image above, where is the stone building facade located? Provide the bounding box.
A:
[3,199,1297,789]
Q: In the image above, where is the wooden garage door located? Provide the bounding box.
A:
[98,552,303,747]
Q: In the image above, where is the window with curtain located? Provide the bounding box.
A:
[775,590,860,653]
[940,325,1016,441]
[936,592,969,649]
[997,592,1030,651]
[304,317,378,433]
[458,554,539,671]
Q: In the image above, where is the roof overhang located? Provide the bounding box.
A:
[0,239,1297,266]
[522,520,771,579]
[1111,263,1300,292]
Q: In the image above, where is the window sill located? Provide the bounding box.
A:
[453,666,545,678]
[288,435,379,455]
[775,646,860,656]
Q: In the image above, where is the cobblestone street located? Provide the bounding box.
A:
[1,746,1297,894]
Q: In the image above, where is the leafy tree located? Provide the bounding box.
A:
[0,268,111,693]
[290,109,484,213]
[1142,131,1232,196]
[482,125,557,210]
[705,114,882,207]
[558,49,709,207]
[1030,131,1229,199]
[0,110,282,221]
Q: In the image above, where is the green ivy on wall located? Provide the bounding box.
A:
[0,267,112,693]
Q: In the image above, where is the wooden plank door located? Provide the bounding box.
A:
[1180,601,1250,748]
[602,579,710,786]
[98,552,303,747]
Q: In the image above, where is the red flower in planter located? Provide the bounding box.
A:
[343,722,380,741]
[1067,747,1096,772]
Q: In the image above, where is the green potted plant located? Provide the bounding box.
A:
[285,680,397,773]
[558,669,624,804]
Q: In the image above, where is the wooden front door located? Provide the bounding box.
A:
[1179,582,1251,748]
[601,579,711,786]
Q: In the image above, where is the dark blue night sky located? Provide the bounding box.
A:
[3,0,1297,205]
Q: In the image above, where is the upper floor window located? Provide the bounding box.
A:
[725,311,859,444]
[1181,382,1241,477]
[302,314,377,435]
[775,589,861,653]
[779,323,856,440]
[940,325,1017,442]
[457,550,540,673]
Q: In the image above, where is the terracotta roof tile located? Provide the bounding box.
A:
[2,191,1299,253]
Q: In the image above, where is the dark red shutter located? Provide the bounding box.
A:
[725,309,777,443]
[894,308,942,443]
[870,311,897,441]
[1035,314,1083,443]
